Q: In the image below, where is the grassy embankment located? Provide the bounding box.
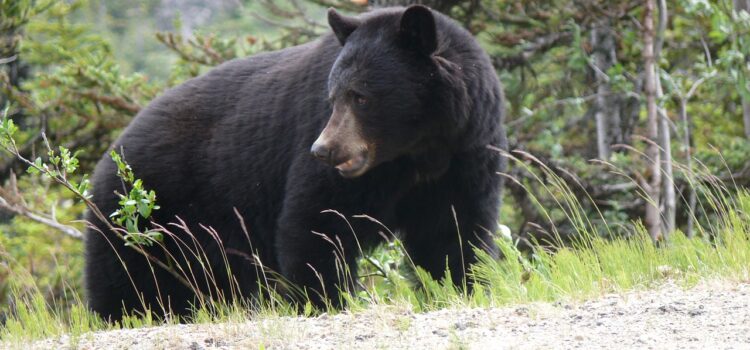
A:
[1,152,749,345]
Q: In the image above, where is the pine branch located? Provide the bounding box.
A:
[75,90,142,114]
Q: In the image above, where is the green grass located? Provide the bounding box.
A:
[353,214,749,313]
[2,146,750,345]
[2,192,749,345]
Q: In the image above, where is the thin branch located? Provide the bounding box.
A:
[0,55,18,65]
[0,172,83,239]
[0,197,84,239]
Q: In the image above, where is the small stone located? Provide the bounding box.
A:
[355,334,374,341]
[688,309,705,317]
[454,321,471,331]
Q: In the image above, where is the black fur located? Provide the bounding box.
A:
[84,5,507,321]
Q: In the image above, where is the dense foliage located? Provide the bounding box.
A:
[1,0,749,321]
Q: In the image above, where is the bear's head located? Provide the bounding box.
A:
[311,5,466,178]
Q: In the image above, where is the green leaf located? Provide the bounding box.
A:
[138,202,152,218]
[126,219,137,234]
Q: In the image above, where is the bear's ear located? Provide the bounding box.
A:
[328,8,360,45]
[399,5,438,56]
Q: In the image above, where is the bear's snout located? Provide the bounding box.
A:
[310,140,333,164]
[311,130,371,178]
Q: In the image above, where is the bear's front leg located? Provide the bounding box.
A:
[397,149,503,288]
[274,191,360,309]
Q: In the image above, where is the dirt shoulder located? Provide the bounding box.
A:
[20,280,750,349]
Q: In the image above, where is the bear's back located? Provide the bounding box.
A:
[91,36,342,244]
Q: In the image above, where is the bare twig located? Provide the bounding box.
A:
[0,173,84,239]
[0,55,18,65]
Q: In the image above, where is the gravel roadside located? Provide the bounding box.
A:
[19,280,750,349]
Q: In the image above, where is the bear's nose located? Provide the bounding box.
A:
[310,142,332,163]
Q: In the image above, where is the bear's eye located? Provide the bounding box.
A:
[352,92,367,106]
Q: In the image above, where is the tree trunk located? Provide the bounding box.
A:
[643,0,662,242]
[655,0,675,236]
[659,106,675,236]
[735,0,750,13]
[591,20,617,160]
[734,0,750,139]
[677,72,715,239]
[588,20,639,160]
[679,98,697,238]
[743,95,750,140]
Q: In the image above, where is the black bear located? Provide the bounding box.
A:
[85,5,507,321]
